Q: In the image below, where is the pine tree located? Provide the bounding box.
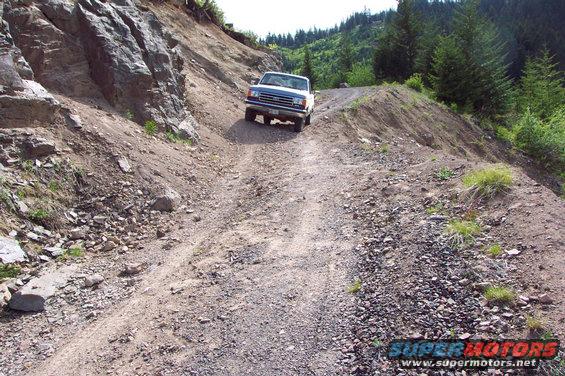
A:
[339,33,354,77]
[373,0,422,81]
[301,46,316,89]
[518,49,565,120]
[430,35,468,107]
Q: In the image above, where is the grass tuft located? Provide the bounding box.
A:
[347,279,362,294]
[29,208,50,221]
[486,244,503,257]
[484,286,515,304]
[0,264,21,281]
[445,219,481,246]
[144,120,158,136]
[526,315,544,330]
[58,246,85,261]
[436,167,455,181]
[463,165,513,197]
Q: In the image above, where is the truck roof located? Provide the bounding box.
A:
[262,72,310,81]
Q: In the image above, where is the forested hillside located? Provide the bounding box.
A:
[273,0,564,188]
[274,0,565,87]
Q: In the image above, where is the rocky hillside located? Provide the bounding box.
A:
[0,0,280,310]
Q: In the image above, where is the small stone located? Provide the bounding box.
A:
[70,227,88,240]
[538,294,554,305]
[84,274,105,287]
[505,249,521,257]
[123,263,144,275]
[117,156,132,173]
[459,333,472,340]
[151,188,181,212]
[383,237,393,243]
[101,241,117,252]
[198,317,211,324]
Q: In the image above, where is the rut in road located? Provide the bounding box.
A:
[30,89,371,376]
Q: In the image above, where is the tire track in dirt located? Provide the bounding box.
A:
[29,89,370,376]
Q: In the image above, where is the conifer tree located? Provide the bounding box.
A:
[301,46,316,89]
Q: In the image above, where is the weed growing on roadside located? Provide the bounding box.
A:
[436,167,455,180]
[166,131,193,145]
[445,219,481,246]
[348,95,369,112]
[58,246,84,261]
[484,286,515,305]
[405,73,424,92]
[347,279,362,293]
[144,120,158,135]
[29,208,50,221]
[526,315,544,330]
[125,110,134,121]
[426,203,445,215]
[21,160,34,173]
[463,165,513,197]
[486,244,503,257]
[48,180,60,193]
[378,144,389,154]
[0,264,21,281]
[431,156,437,161]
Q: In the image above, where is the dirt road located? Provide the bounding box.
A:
[26,88,371,376]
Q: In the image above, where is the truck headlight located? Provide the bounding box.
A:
[293,98,307,107]
[247,89,260,98]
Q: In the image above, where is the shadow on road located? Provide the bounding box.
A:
[226,119,298,145]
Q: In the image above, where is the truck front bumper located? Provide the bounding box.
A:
[245,99,308,119]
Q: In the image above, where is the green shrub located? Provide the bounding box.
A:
[0,264,20,281]
[29,208,50,221]
[347,63,376,88]
[405,73,424,92]
[462,165,513,197]
[144,120,158,136]
[514,107,565,171]
[486,244,502,257]
[446,219,481,246]
[484,286,515,304]
[347,279,362,293]
[58,246,85,260]
[436,167,455,180]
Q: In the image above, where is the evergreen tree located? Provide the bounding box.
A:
[373,0,422,81]
[518,49,565,120]
[430,35,468,107]
[339,33,354,75]
[301,46,316,88]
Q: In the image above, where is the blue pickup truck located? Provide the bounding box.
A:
[245,72,315,132]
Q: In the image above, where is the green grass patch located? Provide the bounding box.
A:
[144,120,158,135]
[404,73,424,92]
[436,167,455,181]
[348,95,369,111]
[48,180,60,193]
[484,286,515,305]
[526,315,544,330]
[445,219,481,246]
[125,110,134,121]
[486,244,503,257]
[29,208,50,221]
[426,203,446,215]
[58,246,85,261]
[347,279,362,294]
[21,160,34,173]
[463,165,513,197]
[378,144,389,154]
[0,264,21,281]
[166,131,193,145]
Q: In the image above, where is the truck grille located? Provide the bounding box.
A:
[258,92,294,107]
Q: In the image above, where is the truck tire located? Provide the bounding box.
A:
[245,109,256,122]
[293,118,304,133]
[305,114,311,126]
[264,116,272,125]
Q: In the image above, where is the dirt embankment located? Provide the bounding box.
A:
[0,1,563,375]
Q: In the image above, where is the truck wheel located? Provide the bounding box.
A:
[293,118,304,133]
[245,109,256,122]
[305,114,311,126]
[264,116,272,125]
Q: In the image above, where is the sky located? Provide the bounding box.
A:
[215,0,398,38]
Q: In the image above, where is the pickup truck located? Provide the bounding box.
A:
[245,72,315,132]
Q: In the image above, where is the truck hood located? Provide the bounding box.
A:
[251,84,308,98]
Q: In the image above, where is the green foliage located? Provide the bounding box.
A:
[431,35,469,107]
[21,160,34,173]
[166,131,193,146]
[405,73,424,92]
[347,279,362,293]
[346,63,375,87]
[462,165,513,197]
[484,286,515,304]
[124,110,134,121]
[48,180,60,193]
[436,166,455,180]
[0,264,20,281]
[426,202,445,215]
[445,219,481,246]
[58,246,85,260]
[373,0,422,81]
[194,0,224,26]
[29,208,50,221]
[517,50,565,120]
[486,244,503,257]
[300,46,315,88]
[144,120,158,136]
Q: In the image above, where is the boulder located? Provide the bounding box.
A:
[21,137,56,158]
[151,187,181,212]
[0,80,60,128]
[84,273,104,287]
[0,236,27,264]
[117,156,132,173]
[9,265,75,311]
[172,113,200,142]
[0,283,12,309]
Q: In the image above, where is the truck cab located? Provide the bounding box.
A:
[244,72,315,132]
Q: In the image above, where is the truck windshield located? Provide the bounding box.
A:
[260,73,309,91]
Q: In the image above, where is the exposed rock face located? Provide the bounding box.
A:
[0,236,27,264]
[3,0,198,138]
